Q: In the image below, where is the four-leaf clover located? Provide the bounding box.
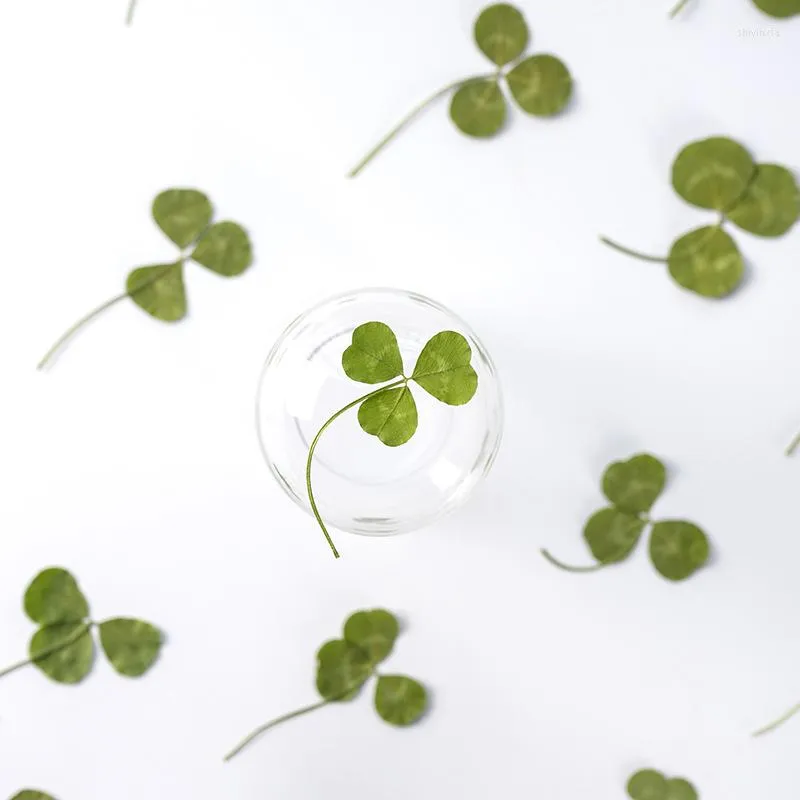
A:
[348,3,573,177]
[541,453,711,581]
[601,136,798,298]
[307,321,479,557]
[37,188,253,369]
[0,568,163,685]
[224,609,427,761]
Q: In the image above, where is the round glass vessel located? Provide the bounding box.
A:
[256,288,503,536]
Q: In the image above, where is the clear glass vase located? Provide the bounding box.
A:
[256,288,504,537]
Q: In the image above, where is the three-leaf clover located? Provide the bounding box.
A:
[224,609,427,761]
[670,0,800,17]
[601,136,798,298]
[37,188,253,369]
[627,769,699,800]
[307,321,479,558]
[0,568,163,684]
[348,3,573,177]
[541,454,711,581]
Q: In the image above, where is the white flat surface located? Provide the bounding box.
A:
[1,0,799,797]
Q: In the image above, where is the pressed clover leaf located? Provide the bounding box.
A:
[11,792,57,800]
[601,135,796,298]
[225,608,428,762]
[670,0,800,17]
[306,322,479,558]
[627,769,698,800]
[37,188,253,369]
[344,609,400,665]
[375,675,428,725]
[542,453,712,581]
[0,568,163,687]
[348,3,573,177]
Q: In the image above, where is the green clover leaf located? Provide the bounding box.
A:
[191,221,254,276]
[24,568,89,626]
[308,323,480,557]
[667,226,744,298]
[671,136,756,212]
[627,769,667,800]
[357,386,418,446]
[29,622,94,684]
[412,331,479,405]
[11,792,57,800]
[374,675,428,726]
[344,609,400,666]
[1,568,164,688]
[584,507,647,564]
[602,453,666,515]
[38,189,253,369]
[126,262,187,322]
[152,188,213,249]
[349,4,573,176]
[506,54,573,117]
[225,609,428,762]
[727,164,800,237]
[99,618,163,677]
[664,778,699,800]
[601,136,794,298]
[474,3,529,66]
[316,640,373,701]
[543,453,712,581]
[649,520,710,581]
[752,0,800,16]
[342,322,404,384]
[449,79,507,138]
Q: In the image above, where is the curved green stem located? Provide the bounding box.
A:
[37,293,129,370]
[786,430,800,457]
[753,702,800,737]
[37,261,180,371]
[0,622,93,679]
[306,379,406,558]
[347,74,495,178]
[540,549,606,573]
[669,0,693,17]
[126,0,138,24]
[224,699,330,761]
[599,236,667,264]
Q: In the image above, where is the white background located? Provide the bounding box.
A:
[1,0,799,797]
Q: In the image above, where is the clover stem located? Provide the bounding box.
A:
[36,293,129,370]
[599,236,667,264]
[224,699,331,761]
[786,430,800,457]
[540,549,606,573]
[306,379,407,558]
[0,622,93,679]
[347,74,497,178]
[126,0,138,24]
[668,0,693,17]
[753,701,800,737]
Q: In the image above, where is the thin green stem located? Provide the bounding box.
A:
[0,622,93,679]
[126,0,138,24]
[37,261,179,371]
[599,236,667,264]
[540,549,606,573]
[753,702,800,737]
[669,0,693,17]
[347,74,496,178]
[786,430,800,457]
[306,379,406,558]
[224,699,330,761]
